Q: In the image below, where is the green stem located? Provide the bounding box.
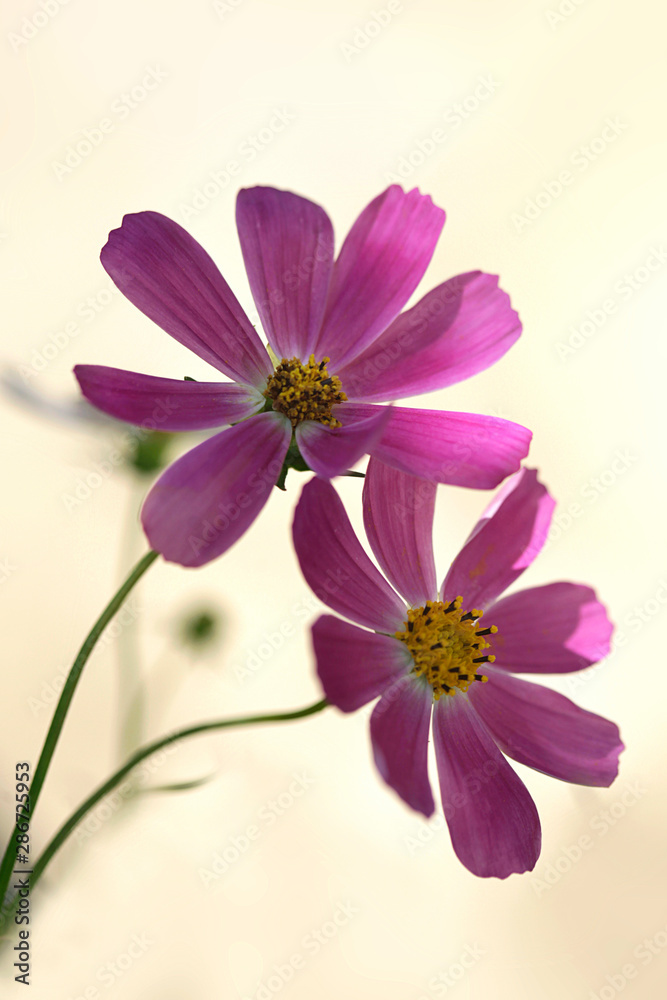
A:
[116,486,148,764]
[0,549,159,920]
[1,699,328,929]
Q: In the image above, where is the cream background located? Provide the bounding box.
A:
[1,1,665,997]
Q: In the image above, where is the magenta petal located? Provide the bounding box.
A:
[442,468,554,610]
[362,457,437,606]
[74,365,264,431]
[469,670,623,787]
[292,478,407,633]
[295,402,392,479]
[101,211,272,388]
[487,582,613,673]
[315,187,445,368]
[339,272,521,402]
[236,187,334,359]
[433,694,541,878]
[343,403,531,489]
[370,676,435,817]
[312,615,412,712]
[141,411,291,567]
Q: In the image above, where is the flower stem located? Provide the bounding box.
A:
[1,698,328,930]
[0,549,160,923]
[116,486,149,764]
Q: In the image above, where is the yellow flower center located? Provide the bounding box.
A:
[264,355,347,428]
[395,597,496,700]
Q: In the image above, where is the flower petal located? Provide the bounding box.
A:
[315,187,445,368]
[441,468,554,610]
[294,402,392,479]
[370,675,435,817]
[141,411,291,567]
[362,457,437,606]
[338,272,521,402]
[342,403,532,489]
[433,693,541,878]
[101,211,272,388]
[469,670,623,787]
[312,614,413,712]
[236,187,334,360]
[74,365,265,431]
[292,478,407,633]
[487,582,614,673]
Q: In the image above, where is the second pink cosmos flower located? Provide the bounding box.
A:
[76,185,531,566]
[293,462,623,878]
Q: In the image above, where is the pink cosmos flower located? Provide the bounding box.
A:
[75,185,532,567]
[293,462,623,878]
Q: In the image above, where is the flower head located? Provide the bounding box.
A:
[75,185,531,566]
[292,462,623,878]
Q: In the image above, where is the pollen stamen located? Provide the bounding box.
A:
[264,354,347,428]
[395,597,496,701]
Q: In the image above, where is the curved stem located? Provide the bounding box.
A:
[0,549,159,920]
[116,485,149,763]
[2,698,328,926]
